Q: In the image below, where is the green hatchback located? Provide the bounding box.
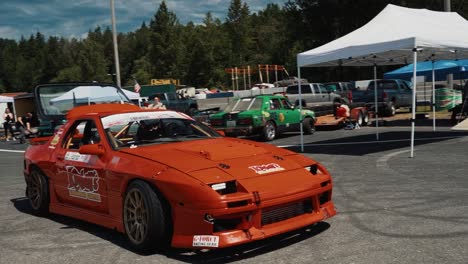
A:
[209,95,316,141]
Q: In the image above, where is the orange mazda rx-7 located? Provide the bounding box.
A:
[24,103,336,251]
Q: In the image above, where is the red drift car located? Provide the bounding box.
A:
[24,103,336,251]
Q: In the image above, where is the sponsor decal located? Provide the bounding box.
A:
[65,151,91,163]
[192,235,219,247]
[248,163,285,174]
[279,113,285,122]
[65,166,101,202]
[101,111,191,129]
[262,111,270,118]
[50,134,60,146]
[110,156,120,165]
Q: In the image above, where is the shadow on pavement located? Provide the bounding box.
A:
[11,197,132,252]
[285,131,468,156]
[10,197,331,262]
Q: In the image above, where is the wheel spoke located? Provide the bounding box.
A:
[135,225,141,241]
[126,215,136,222]
[126,207,136,214]
[139,224,145,240]
[130,195,137,208]
[129,222,137,235]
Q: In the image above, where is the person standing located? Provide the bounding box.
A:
[3,108,15,141]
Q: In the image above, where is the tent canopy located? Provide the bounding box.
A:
[0,95,14,103]
[122,89,142,100]
[50,86,127,104]
[384,59,468,81]
[298,4,468,68]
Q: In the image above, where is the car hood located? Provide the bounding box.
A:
[119,138,307,181]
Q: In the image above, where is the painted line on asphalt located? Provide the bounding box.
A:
[0,149,25,153]
[277,135,465,148]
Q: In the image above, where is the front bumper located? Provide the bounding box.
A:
[170,183,336,249]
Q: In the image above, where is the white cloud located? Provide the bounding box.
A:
[0,26,21,40]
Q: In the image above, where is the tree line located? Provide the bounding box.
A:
[0,0,466,93]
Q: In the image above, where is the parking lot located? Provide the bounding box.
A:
[1,120,467,264]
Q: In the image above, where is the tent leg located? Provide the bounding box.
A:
[410,49,418,158]
[374,64,379,141]
[432,60,436,131]
[298,64,304,153]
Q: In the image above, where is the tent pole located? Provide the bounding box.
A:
[410,49,418,158]
[432,60,436,131]
[373,64,379,141]
[298,64,304,152]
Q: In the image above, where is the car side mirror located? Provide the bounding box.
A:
[79,144,105,156]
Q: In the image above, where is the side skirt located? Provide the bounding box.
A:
[49,202,124,233]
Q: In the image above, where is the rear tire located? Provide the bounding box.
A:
[123,180,170,252]
[27,169,50,216]
[386,103,396,116]
[262,121,276,141]
[302,117,315,135]
[357,112,364,126]
[363,111,369,125]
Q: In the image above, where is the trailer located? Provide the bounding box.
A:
[315,104,369,128]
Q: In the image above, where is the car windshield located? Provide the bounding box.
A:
[102,111,221,148]
[37,84,130,118]
[223,98,262,112]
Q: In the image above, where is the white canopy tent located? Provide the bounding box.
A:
[0,95,14,103]
[297,4,468,157]
[122,89,142,100]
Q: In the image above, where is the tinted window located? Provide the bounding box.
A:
[287,85,312,94]
[62,120,100,149]
[280,98,293,109]
[368,81,398,90]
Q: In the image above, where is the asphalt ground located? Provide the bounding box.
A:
[0,118,467,264]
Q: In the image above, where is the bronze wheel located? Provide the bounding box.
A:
[124,188,149,245]
[123,180,169,251]
[27,169,49,215]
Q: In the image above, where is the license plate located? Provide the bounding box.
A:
[226,120,236,127]
[192,235,219,247]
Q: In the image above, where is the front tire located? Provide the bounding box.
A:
[27,169,50,216]
[123,180,169,252]
[302,117,315,135]
[262,121,276,141]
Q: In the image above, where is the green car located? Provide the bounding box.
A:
[209,95,316,141]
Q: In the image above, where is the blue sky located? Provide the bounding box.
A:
[0,0,286,40]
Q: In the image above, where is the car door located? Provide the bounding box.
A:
[398,80,413,107]
[166,92,184,112]
[308,84,325,104]
[280,98,301,131]
[267,98,284,129]
[53,118,109,213]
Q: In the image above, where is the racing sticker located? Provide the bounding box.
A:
[192,235,219,247]
[249,163,285,174]
[65,152,91,163]
[65,166,101,202]
[279,112,285,122]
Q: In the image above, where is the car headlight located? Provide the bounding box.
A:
[210,180,237,195]
[304,164,322,175]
